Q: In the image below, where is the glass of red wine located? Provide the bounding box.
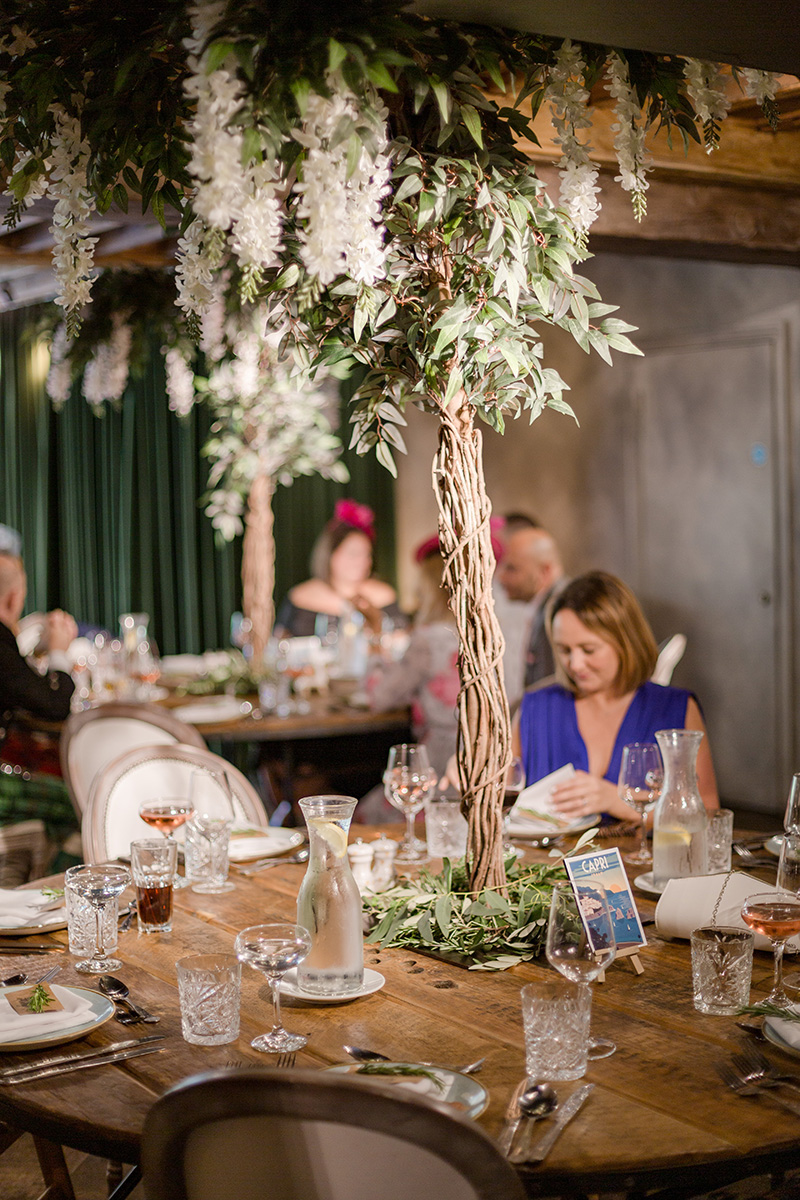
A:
[741,890,800,1004]
[139,799,194,890]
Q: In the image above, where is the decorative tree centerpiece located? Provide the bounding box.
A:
[0,2,783,894]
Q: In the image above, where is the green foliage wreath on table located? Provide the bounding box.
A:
[0,3,784,893]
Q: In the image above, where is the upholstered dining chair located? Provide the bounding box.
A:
[651,634,687,686]
[60,702,207,817]
[141,1068,527,1200]
[82,744,268,862]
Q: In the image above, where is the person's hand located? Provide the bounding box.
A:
[550,770,620,820]
[351,593,383,636]
[44,609,78,652]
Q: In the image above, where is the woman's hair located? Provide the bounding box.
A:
[309,521,372,583]
[414,549,453,625]
[547,570,658,694]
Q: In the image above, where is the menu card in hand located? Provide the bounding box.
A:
[564,848,647,953]
[509,765,576,829]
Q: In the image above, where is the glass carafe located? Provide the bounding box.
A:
[296,795,364,996]
[652,729,708,890]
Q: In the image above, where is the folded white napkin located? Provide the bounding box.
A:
[0,889,65,929]
[510,765,576,825]
[0,984,94,1041]
[655,872,800,953]
[767,1007,800,1049]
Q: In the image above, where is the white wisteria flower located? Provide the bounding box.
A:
[81,313,132,407]
[606,52,651,219]
[228,160,284,271]
[740,69,781,105]
[45,323,72,408]
[683,59,731,151]
[545,40,600,236]
[165,346,197,416]
[47,105,98,327]
[175,218,217,322]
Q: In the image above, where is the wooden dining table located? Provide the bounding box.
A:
[0,827,798,1199]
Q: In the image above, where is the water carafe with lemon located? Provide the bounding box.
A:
[652,729,708,890]
[296,795,364,995]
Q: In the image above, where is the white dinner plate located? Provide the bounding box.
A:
[327,1062,488,1117]
[174,696,248,724]
[280,968,385,1005]
[228,827,305,862]
[633,872,664,897]
[506,813,599,839]
[0,907,67,937]
[765,835,784,858]
[0,985,115,1051]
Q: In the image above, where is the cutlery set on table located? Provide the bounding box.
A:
[717,1041,800,1115]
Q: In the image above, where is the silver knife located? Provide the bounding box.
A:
[0,1035,164,1078]
[510,1083,594,1165]
[496,1077,530,1156]
[0,1043,164,1085]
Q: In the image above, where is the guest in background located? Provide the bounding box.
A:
[496,525,567,699]
[492,511,542,710]
[368,537,460,779]
[274,499,403,638]
[513,570,718,821]
[0,551,80,875]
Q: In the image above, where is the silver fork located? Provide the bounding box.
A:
[732,843,778,868]
[276,1051,296,1069]
[732,1045,800,1094]
[716,1062,800,1115]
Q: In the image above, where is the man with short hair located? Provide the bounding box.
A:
[496,527,567,696]
[0,553,77,722]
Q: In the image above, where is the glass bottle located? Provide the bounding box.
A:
[652,729,708,890]
[296,795,364,996]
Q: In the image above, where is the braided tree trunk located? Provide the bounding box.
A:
[433,399,512,892]
[241,472,275,666]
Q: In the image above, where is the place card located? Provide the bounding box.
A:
[564,847,647,954]
[6,983,63,1017]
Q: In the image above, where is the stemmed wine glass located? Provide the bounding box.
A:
[235,923,312,1052]
[546,880,618,1058]
[502,756,525,853]
[65,863,131,974]
[383,743,438,863]
[741,891,800,1005]
[618,742,663,866]
[139,797,194,890]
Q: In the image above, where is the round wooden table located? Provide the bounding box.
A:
[0,828,797,1198]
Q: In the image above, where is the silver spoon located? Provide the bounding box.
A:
[99,975,160,1023]
[509,1083,559,1162]
[344,1045,485,1075]
[240,848,310,875]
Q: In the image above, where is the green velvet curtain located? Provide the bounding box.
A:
[0,305,396,654]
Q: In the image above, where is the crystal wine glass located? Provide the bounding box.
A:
[235,923,312,1052]
[618,742,663,866]
[139,798,194,889]
[546,879,618,1058]
[65,863,131,974]
[741,890,800,1005]
[383,743,438,863]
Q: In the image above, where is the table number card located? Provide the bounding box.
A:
[564,847,647,955]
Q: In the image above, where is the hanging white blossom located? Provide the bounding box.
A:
[605,52,651,220]
[740,68,780,105]
[545,41,600,237]
[47,105,98,330]
[81,313,132,407]
[683,59,731,152]
[45,323,72,409]
[292,82,390,286]
[165,346,197,416]
[175,218,217,323]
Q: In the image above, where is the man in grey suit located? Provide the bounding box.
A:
[496,528,566,692]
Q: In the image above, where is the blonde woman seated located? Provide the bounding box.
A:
[274,500,403,638]
[368,538,459,779]
[513,570,718,822]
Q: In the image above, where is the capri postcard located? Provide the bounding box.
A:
[564,848,647,952]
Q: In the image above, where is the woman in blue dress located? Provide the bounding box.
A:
[513,571,718,822]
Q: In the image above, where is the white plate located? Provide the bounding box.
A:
[633,872,664,897]
[0,985,114,1051]
[506,813,599,839]
[228,827,305,862]
[281,968,385,1005]
[766,835,784,858]
[174,696,248,724]
[327,1062,488,1117]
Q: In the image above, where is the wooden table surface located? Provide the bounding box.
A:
[0,828,797,1197]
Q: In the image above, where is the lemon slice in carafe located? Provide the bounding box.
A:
[654,826,693,847]
[309,819,348,857]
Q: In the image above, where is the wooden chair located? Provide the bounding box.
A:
[141,1068,526,1200]
[82,744,268,862]
[60,702,207,817]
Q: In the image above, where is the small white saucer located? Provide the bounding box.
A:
[280,968,385,1005]
[633,872,664,897]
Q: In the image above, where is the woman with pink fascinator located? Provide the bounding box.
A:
[274,500,404,638]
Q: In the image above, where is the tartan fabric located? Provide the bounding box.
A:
[0,768,79,847]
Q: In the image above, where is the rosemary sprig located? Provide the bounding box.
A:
[356,1063,444,1090]
[26,985,55,1013]
[738,1002,800,1023]
[41,888,64,900]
